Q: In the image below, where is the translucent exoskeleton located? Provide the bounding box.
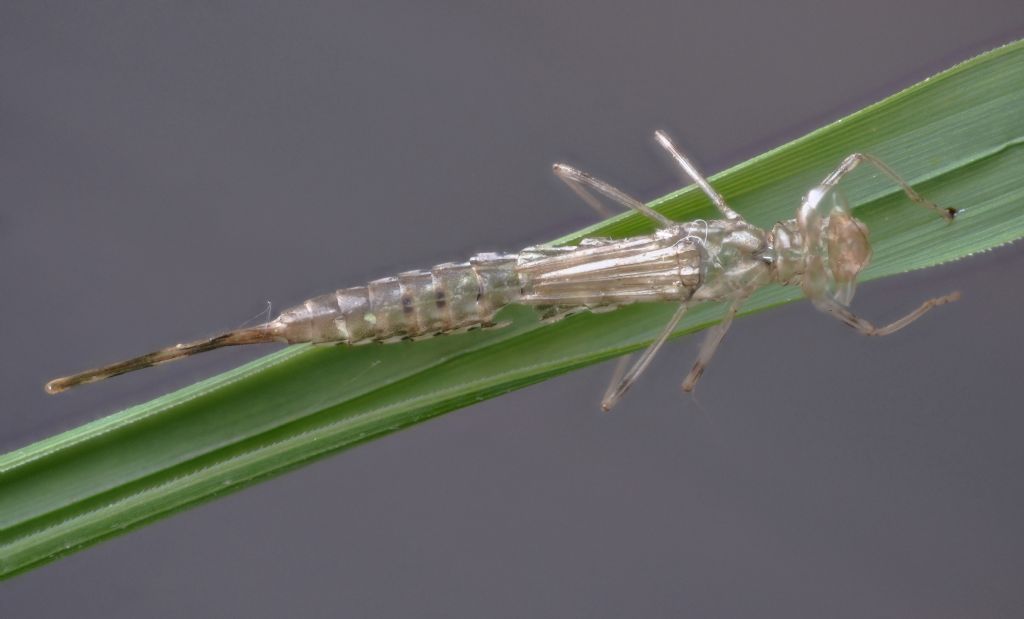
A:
[46,132,959,410]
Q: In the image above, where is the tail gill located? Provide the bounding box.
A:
[45,325,282,394]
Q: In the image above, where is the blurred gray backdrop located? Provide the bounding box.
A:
[2,2,1024,617]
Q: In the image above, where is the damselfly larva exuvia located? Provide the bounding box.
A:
[46,132,959,410]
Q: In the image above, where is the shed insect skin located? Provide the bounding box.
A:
[45,132,959,409]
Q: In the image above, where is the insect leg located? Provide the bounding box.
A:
[821,153,956,220]
[601,301,689,411]
[814,291,960,337]
[654,130,743,221]
[552,163,674,228]
[682,296,746,393]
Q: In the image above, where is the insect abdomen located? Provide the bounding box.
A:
[277,253,520,344]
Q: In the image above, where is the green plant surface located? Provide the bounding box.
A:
[2,40,1023,578]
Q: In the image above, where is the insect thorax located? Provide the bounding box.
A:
[516,227,703,308]
[768,219,807,287]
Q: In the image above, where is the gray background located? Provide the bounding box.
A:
[3,2,1024,617]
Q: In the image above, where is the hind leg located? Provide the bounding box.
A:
[553,162,674,227]
[602,302,689,411]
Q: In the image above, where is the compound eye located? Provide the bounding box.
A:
[826,211,872,305]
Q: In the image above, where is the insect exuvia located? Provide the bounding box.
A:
[46,131,959,410]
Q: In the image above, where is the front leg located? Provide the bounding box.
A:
[820,152,955,221]
[814,292,960,337]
